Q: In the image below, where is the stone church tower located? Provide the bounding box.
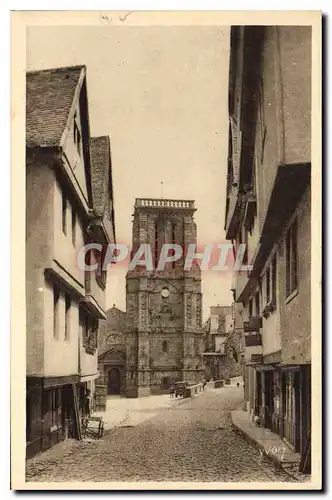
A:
[125,198,205,397]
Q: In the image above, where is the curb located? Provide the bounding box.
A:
[230,415,306,482]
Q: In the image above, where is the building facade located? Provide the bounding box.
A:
[97,306,128,397]
[125,198,205,397]
[224,26,311,469]
[203,305,243,381]
[26,65,115,457]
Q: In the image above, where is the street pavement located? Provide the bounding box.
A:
[92,392,189,430]
[26,387,294,483]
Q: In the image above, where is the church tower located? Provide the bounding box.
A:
[125,197,204,397]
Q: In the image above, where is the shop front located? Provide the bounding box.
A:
[254,363,311,462]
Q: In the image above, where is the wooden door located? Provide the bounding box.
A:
[108,368,121,395]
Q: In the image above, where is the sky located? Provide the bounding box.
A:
[27,25,233,320]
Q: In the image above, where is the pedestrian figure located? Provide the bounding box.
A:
[169,385,175,398]
[85,389,92,417]
[202,379,207,391]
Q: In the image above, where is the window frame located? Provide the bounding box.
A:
[171,223,176,269]
[80,308,98,354]
[71,209,76,247]
[262,254,278,318]
[248,298,253,318]
[154,223,159,270]
[96,245,107,290]
[285,219,299,300]
[272,255,277,304]
[162,340,168,353]
[53,285,60,339]
[255,291,260,317]
[62,193,67,235]
[73,115,82,156]
[65,294,71,341]
[265,266,271,305]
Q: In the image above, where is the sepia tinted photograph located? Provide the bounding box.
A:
[11,10,322,491]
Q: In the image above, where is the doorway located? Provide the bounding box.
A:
[256,371,262,417]
[264,371,273,429]
[107,368,121,395]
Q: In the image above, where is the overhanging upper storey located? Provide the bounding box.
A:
[224,26,265,240]
[236,162,311,304]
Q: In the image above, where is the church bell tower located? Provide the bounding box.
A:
[125,197,204,397]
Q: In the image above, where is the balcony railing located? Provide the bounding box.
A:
[135,198,195,209]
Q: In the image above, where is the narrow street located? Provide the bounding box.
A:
[26,388,293,483]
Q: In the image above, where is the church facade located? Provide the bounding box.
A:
[125,197,205,397]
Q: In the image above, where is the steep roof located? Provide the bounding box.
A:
[90,136,112,217]
[26,65,85,147]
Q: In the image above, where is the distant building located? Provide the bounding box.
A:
[25,65,115,457]
[203,305,243,381]
[224,26,311,468]
[97,306,128,398]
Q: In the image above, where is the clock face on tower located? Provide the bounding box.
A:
[161,287,169,298]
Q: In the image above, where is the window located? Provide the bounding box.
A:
[172,224,176,269]
[255,291,260,317]
[162,340,168,353]
[161,377,169,389]
[154,224,159,269]
[272,255,277,303]
[62,193,67,235]
[266,267,271,304]
[49,389,61,429]
[53,285,60,339]
[81,309,98,353]
[71,209,76,247]
[286,219,298,298]
[263,256,277,317]
[65,294,71,340]
[73,115,81,156]
[243,227,248,264]
[248,299,253,318]
[238,227,248,265]
[96,245,107,289]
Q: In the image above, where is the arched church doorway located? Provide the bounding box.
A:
[107,368,121,395]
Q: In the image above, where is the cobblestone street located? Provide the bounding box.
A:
[26,388,295,484]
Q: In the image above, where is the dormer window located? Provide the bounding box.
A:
[73,114,81,156]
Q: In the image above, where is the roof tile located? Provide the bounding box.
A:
[26,65,85,147]
[90,136,111,217]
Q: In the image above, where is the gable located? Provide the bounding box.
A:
[26,65,84,147]
[62,97,89,202]
[26,65,92,207]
